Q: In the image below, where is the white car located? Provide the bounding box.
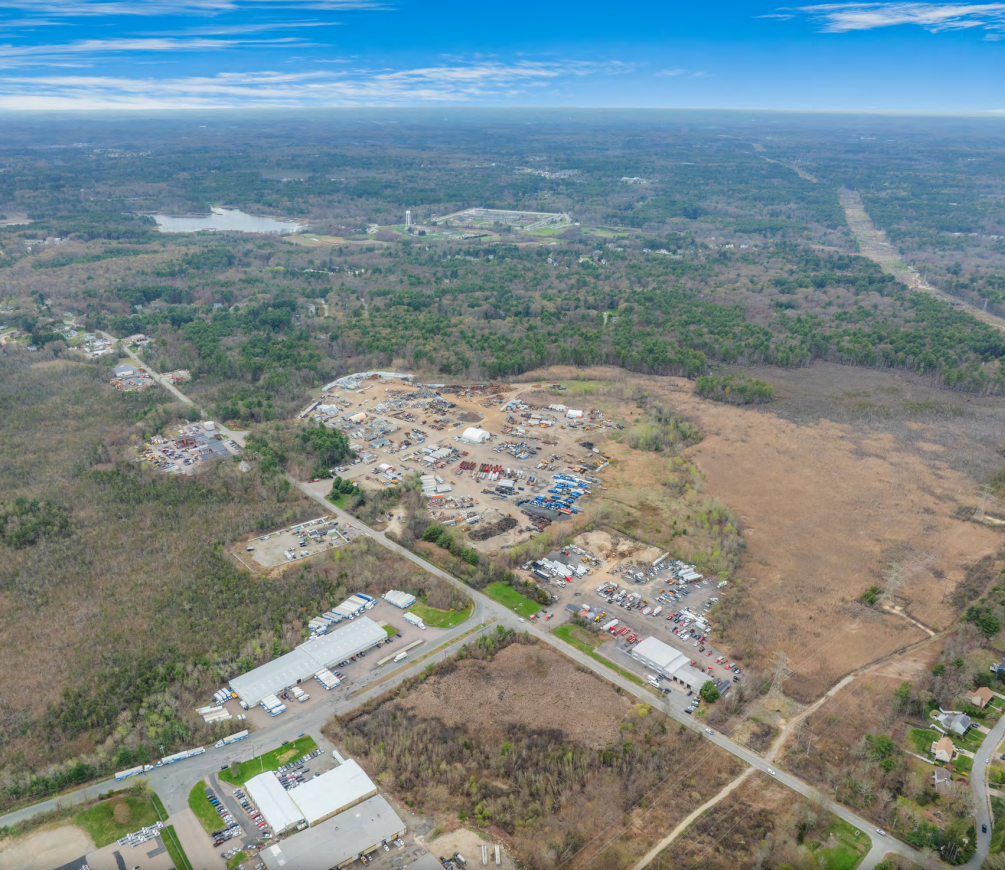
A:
[705,728,714,735]
[767,768,776,776]
[876,829,886,837]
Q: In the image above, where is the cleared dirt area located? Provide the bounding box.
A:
[517,363,1005,702]
[0,825,93,870]
[401,641,633,749]
[422,827,516,870]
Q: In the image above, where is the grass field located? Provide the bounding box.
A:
[408,602,473,628]
[161,824,194,870]
[908,728,936,755]
[484,582,542,617]
[150,791,167,822]
[218,735,317,785]
[807,818,871,870]
[552,624,647,688]
[327,491,350,508]
[227,851,248,870]
[383,623,397,637]
[187,781,220,834]
[74,791,160,848]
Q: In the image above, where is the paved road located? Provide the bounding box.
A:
[4,344,941,869]
[964,717,1005,868]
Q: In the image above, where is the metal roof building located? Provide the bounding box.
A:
[261,795,406,870]
[230,617,387,706]
[246,773,306,835]
[294,761,378,826]
[631,637,708,692]
[460,427,490,444]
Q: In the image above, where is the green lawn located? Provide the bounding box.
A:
[218,735,317,785]
[75,791,160,848]
[954,754,974,775]
[383,623,397,638]
[161,824,195,870]
[227,851,248,870]
[150,791,168,822]
[553,624,647,688]
[485,582,542,617]
[908,728,937,754]
[327,491,350,508]
[408,602,473,628]
[956,728,985,752]
[809,818,871,870]
[188,781,220,834]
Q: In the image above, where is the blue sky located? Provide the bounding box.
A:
[0,1,1001,109]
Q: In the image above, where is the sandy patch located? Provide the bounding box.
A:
[0,825,94,870]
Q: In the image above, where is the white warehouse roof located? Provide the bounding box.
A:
[261,795,406,870]
[461,427,490,444]
[632,637,689,673]
[230,617,387,706]
[246,772,305,834]
[293,760,378,826]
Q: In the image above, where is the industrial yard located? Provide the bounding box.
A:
[232,514,363,571]
[299,372,616,551]
[139,420,239,474]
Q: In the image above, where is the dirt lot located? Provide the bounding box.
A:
[0,825,93,870]
[307,378,613,550]
[421,827,516,870]
[231,514,351,571]
[516,363,1005,701]
[400,641,633,748]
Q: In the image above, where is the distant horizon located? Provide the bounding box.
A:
[0,1,1002,111]
[1,106,1004,116]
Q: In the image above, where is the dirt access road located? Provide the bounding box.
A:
[839,189,1005,333]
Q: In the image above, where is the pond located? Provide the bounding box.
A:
[147,207,305,234]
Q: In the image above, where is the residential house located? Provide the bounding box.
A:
[935,709,972,737]
[970,687,995,709]
[933,768,952,792]
[932,736,956,763]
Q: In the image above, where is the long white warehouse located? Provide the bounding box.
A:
[230,617,387,706]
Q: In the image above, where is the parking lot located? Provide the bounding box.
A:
[529,534,742,696]
[235,515,360,571]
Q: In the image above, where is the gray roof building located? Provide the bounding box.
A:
[230,617,386,706]
[260,795,405,870]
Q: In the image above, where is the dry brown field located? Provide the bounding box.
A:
[515,363,1005,701]
[330,639,745,870]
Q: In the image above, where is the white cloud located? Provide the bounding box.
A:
[791,2,1005,33]
[654,68,687,76]
[0,0,385,14]
[0,35,306,66]
[0,59,632,107]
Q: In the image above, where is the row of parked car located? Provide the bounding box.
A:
[204,786,246,847]
[231,786,273,841]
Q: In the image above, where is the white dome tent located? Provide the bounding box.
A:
[461,427,491,444]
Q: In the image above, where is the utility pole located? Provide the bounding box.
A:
[768,651,792,700]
